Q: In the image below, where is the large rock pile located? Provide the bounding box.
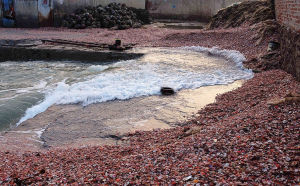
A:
[62,3,151,30]
[207,1,275,29]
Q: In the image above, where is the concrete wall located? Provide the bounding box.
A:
[147,0,252,21]
[53,0,145,26]
[14,0,39,27]
[0,1,2,26]
[275,0,300,32]
[0,0,144,27]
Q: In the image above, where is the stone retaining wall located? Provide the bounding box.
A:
[275,0,300,32]
[279,26,300,81]
[275,0,300,81]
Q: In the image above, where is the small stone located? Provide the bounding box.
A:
[183,176,193,181]
[160,87,175,95]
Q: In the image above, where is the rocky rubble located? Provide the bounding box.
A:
[207,1,275,29]
[250,19,280,45]
[61,3,151,30]
[0,70,299,184]
[243,49,281,73]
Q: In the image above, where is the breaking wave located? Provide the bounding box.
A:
[17,47,253,125]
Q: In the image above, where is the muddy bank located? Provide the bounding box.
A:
[0,81,243,151]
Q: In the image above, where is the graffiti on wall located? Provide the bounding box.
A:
[2,0,15,27]
[38,0,53,26]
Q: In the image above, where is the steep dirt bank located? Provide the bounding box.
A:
[207,0,279,46]
[0,70,299,185]
[208,1,275,29]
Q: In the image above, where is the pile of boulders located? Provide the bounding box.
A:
[62,3,151,30]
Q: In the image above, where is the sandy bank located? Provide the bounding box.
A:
[0,81,243,151]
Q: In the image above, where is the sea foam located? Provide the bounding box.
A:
[17,47,253,125]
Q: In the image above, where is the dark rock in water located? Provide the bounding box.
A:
[160,87,175,95]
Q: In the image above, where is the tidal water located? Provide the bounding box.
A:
[0,47,252,131]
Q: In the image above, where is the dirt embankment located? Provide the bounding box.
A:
[208,1,275,29]
[208,0,280,46]
[207,0,286,75]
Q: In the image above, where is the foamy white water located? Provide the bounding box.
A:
[182,46,247,69]
[15,47,253,126]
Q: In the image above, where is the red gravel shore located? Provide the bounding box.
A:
[0,70,299,185]
[0,25,268,59]
[0,26,299,184]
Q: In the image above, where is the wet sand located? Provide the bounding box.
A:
[0,81,243,151]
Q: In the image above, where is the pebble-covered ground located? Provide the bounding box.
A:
[0,70,299,185]
[0,25,269,59]
[0,25,299,184]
